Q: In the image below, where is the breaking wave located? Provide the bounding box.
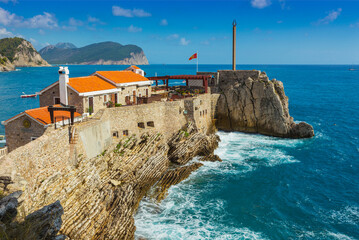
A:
[135,131,303,239]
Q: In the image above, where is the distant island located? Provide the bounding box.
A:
[39,41,149,65]
[0,37,50,72]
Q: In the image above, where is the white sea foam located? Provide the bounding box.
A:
[328,206,359,225]
[135,131,303,239]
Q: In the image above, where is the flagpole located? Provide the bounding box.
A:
[197,51,199,73]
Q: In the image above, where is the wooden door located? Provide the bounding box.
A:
[89,97,94,114]
[133,90,136,104]
[146,89,148,97]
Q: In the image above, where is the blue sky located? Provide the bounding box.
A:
[0,0,358,64]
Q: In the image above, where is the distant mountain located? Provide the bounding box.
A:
[39,41,149,65]
[0,37,50,72]
[55,42,77,49]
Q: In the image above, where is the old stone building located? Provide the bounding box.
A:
[38,66,151,114]
[3,105,81,152]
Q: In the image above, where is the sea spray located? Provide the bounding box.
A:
[134,131,302,239]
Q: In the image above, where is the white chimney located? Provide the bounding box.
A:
[59,66,69,106]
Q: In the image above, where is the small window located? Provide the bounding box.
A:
[205,109,207,115]
[31,137,37,141]
[123,130,129,136]
[104,95,107,102]
[200,111,202,116]
[138,122,145,128]
[54,97,60,104]
[112,131,119,138]
[147,121,155,127]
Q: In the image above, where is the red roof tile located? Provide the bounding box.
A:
[95,71,149,84]
[25,105,81,125]
[68,76,116,93]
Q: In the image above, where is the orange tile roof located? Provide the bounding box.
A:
[68,76,116,93]
[95,71,149,84]
[131,65,140,69]
[25,105,81,125]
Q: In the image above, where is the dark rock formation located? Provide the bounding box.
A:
[215,70,314,138]
[0,191,65,240]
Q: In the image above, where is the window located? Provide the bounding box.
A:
[112,131,119,138]
[147,121,155,127]
[54,97,60,104]
[138,122,145,128]
[31,137,37,141]
[104,95,107,102]
[123,130,129,136]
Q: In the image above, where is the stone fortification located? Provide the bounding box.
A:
[0,94,219,239]
[214,70,314,138]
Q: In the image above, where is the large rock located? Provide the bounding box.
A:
[0,191,65,240]
[215,70,314,138]
[0,54,15,72]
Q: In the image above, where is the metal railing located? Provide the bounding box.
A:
[0,146,8,158]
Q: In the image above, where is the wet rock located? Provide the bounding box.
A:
[215,70,314,138]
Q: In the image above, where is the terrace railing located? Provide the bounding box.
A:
[0,146,8,159]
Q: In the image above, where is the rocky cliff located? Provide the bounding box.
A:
[215,70,314,138]
[0,122,219,239]
[12,40,51,67]
[0,37,50,70]
[0,54,15,72]
[80,51,148,65]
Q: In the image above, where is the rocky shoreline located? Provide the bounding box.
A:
[0,123,220,239]
[0,69,314,239]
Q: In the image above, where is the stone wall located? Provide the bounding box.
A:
[77,120,112,159]
[83,94,106,114]
[5,114,46,152]
[102,100,187,141]
[68,87,84,113]
[39,83,60,107]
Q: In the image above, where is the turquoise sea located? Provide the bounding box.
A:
[1,65,359,239]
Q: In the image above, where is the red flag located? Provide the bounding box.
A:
[189,53,197,60]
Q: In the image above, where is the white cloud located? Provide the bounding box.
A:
[112,6,151,17]
[127,24,142,33]
[179,37,190,46]
[316,8,342,25]
[0,27,13,38]
[38,29,45,35]
[251,0,271,9]
[279,0,288,10]
[0,8,58,29]
[29,37,37,44]
[88,16,104,24]
[0,7,18,26]
[69,17,83,27]
[277,20,283,24]
[160,19,168,26]
[88,16,99,23]
[0,0,17,3]
[23,12,58,29]
[166,34,179,40]
[350,22,359,28]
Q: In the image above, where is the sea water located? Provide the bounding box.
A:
[0,65,358,239]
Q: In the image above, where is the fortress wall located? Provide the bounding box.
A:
[0,126,72,193]
[102,100,188,141]
[77,120,112,159]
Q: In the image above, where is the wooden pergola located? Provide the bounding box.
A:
[148,75,212,93]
